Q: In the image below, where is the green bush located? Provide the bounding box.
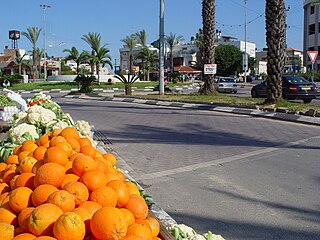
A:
[74,74,97,93]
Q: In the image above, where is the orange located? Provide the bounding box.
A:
[80,170,108,192]
[90,207,127,240]
[78,137,92,148]
[21,142,38,153]
[43,146,68,166]
[61,173,79,189]
[32,184,59,207]
[107,180,130,207]
[63,181,89,206]
[28,203,63,237]
[9,174,19,190]
[89,186,117,207]
[56,142,73,157]
[39,133,50,146]
[18,207,35,232]
[18,151,31,162]
[34,162,66,188]
[34,236,57,240]
[120,208,135,227]
[0,183,10,195]
[0,206,18,225]
[124,195,148,220]
[0,192,9,205]
[47,190,76,212]
[0,162,7,172]
[146,217,160,237]
[72,155,96,177]
[31,159,44,174]
[17,156,37,174]
[69,152,83,162]
[14,172,35,189]
[13,233,37,240]
[0,221,14,240]
[49,136,67,147]
[104,169,123,184]
[33,146,47,161]
[51,129,62,137]
[78,201,102,217]
[66,137,81,153]
[126,223,152,240]
[94,150,103,159]
[13,145,22,155]
[80,145,96,158]
[135,219,152,232]
[6,155,19,164]
[103,153,117,166]
[126,181,141,196]
[53,212,85,240]
[2,170,17,184]
[59,127,80,140]
[73,207,92,235]
[94,158,111,173]
[9,187,33,213]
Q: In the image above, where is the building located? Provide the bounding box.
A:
[303,0,320,70]
[217,36,256,58]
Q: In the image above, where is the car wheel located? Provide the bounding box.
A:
[303,99,312,104]
[251,89,257,98]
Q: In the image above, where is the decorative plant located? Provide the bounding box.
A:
[74,74,97,93]
[4,74,23,86]
[114,74,139,95]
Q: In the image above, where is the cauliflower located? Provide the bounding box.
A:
[9,123,39,145]
[76,120,91,138]
[27,105,56,125]
[12,112,28,126]
[52,121,70,130]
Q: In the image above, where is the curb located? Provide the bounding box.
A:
[65,94,320,127]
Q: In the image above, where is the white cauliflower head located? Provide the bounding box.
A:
[27,105,56,125]
[52,121,70,130]
[9,123,39,145]
[75,120,91,138]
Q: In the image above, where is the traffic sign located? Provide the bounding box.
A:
[204,64,217,75]
[307,51,318,64]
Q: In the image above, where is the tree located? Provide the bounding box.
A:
[35,48,44,78]
[199,0,216,94]
[114,74,139,95]
[95,47,113,81]
[63,47,88,74]
[136,47,158,81]
[195,28,204,68]
[135,30,147,46]
[21,27,41,79]
[121,34,138,75]
[82,32,103,74]
[74,74,97,93]
[165,32,184,76]
[265,0,286,103]
[215,45,242,76]
[14,50,27,75]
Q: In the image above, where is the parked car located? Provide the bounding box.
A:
[251,75,317,103]
[214,77,238,93]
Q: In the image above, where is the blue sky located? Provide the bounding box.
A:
[0,0,303,64]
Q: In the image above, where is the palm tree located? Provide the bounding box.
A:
[135,30,147,46]
[21,27,41,79]
[199,0,216,94]
[165,32,184,78]
[265,0,285,103]
[63,47,88,74]
[121,35,138,75]
[95,47,113,81]
[14,50,27,75]
[35,48,44,78]
[136,47,158,81]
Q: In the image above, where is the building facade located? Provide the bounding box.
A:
[303,0,320,70]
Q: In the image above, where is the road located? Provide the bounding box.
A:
[24,93,320,239]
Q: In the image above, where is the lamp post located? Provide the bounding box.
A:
[244,0,247,83]
[40,4,51,81]
[159,0,165,95]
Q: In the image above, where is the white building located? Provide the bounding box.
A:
[217,36,256,58]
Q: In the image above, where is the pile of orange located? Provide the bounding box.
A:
[0,127,161,240]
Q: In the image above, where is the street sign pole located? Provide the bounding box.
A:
[312,62,314,82]
[307,51,318,82]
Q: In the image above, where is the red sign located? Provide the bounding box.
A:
[307,51,318,64]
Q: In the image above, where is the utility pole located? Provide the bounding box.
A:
[244,0,247,83]
[159,0,165,95]
[40,4,51,81]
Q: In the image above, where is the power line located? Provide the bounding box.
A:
[216,12,264,28]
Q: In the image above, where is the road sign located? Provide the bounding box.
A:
[307,51,318,64]
[204,64,217,75]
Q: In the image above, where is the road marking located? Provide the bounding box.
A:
[137,135,320,181]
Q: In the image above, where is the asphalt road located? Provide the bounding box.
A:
[24,93,320,239]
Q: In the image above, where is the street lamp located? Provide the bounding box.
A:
[244,0,247,83]
[40,4,51,81]
[159,0,165,95]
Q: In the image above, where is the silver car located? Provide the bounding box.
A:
[214,77,238,93]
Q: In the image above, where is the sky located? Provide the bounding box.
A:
[0,0,304,65]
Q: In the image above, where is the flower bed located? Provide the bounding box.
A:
[0,92,224,240]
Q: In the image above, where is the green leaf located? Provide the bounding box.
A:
[21,132,33,141]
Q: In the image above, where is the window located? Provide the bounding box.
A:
[309,24,315,35]
[311,5,315,15]
[308,47,315,51]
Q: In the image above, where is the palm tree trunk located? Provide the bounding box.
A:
[170,52,174,80]
[19,64,22,75]
[129,54,133,75]
[199,0,216,95]
[33,49,37,79]
[265,0,285,104]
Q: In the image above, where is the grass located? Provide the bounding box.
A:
[7,81,192,91]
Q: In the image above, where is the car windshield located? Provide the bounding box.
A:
[220,78,235,83]
[283,75,309,84]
